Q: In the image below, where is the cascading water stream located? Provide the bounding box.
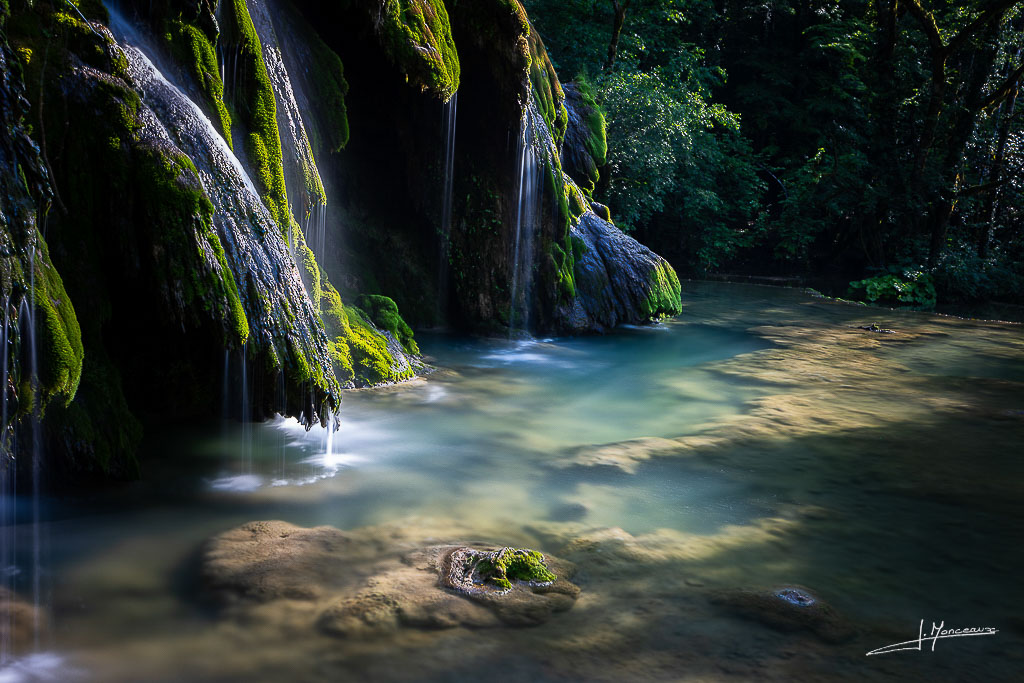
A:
[245,0,330,268]
[509,98,544,336]
[438,92,458,316]
[107,4,338,433]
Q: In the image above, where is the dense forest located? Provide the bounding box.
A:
[524,0,1024,309]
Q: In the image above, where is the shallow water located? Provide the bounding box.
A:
[2,282,1023,681]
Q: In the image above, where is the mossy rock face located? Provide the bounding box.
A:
[0,19,85,431]
[561,81,607,195]
[319,283,418,387]
[526,21,566,145]
[220,0,291,229]
[557,212,682,332]
[355,294,420,356]
[165,18,233,145]
[348,0,460,100]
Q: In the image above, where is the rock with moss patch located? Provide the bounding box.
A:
[558,212,682,332]
[711,585,855,644]
[201,521,580,638]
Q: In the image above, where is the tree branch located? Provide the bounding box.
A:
[903,0,946,57]
[980,61,1024,111]
[947,0,1017,54]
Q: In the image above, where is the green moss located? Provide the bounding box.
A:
[355,294,420,355]
[528,27,566,144]
[374,0,460,99]
[33,235,85,410]
[317,283,414,386]
[566,176,589,220]
[470,548,556,591]
[297,239,322,314]
[575,77,607,167]
[135,145,250,346]
[544,154,571,237]
[165,19,232,146]
[642,261,683,320]
[305,25,350,153]
[549,240,576,302]
[222,0,290,229]
[346,305,414,385]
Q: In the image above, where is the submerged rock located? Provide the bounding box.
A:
[558,437,683,474]
[711,585,855,644]
[202,521,580,638]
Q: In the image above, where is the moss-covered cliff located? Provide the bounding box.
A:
[0,0,679,484]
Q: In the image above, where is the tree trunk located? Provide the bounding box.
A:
[604,0,630,71]
[979,83,1018,258]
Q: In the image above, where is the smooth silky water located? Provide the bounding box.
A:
[2,282,1022,681]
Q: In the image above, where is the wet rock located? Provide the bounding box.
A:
[711,585,855,644]
[590,202,612,223]
[317,544,579,636]
[560,212,682,332]
[0,588,43,653]
[201,521,361,605]
[549,501,588,522]
[202,522,580,638]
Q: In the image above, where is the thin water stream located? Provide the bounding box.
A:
[1,282,1022,681]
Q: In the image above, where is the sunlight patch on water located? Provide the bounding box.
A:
[208,474,263,492]
[0,653,75,683]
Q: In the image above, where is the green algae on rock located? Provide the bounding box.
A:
[448,547,557,592]
[355,294,420,356]
[372,0,460,100]
[221,0,291,229]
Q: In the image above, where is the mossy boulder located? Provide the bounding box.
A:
[354,0,460,100]
[558,212,682,332]
[355,294,420,356]
[319,283,419,387]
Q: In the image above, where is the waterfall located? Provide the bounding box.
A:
[246,0,330,268]
[240,344,252,472]
[438,92,458,316]
[0,297,13,666]
[106,5,337,428]
[509,98,544,335]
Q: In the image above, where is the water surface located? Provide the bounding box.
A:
[2,282,1022,681]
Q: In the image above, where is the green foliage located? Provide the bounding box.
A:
[524,0,1024,302]
[849,269,937,310]
[598,67,740,233]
